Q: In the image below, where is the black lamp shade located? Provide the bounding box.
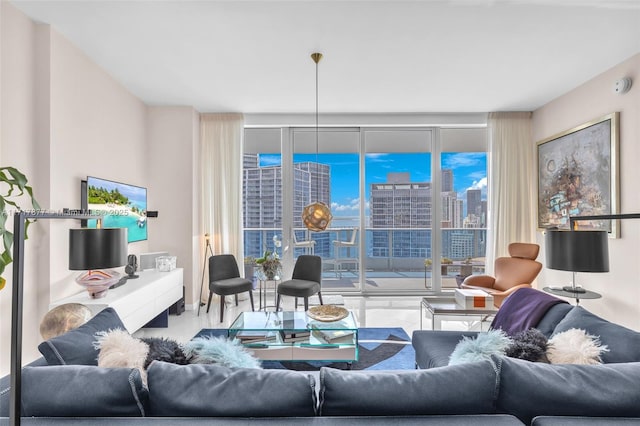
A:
[545,230,609,273]
[69,228,128,270]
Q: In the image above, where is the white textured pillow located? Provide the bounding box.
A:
[95,329,149,384]
[547,328,608,365]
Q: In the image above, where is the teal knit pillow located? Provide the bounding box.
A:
[183,336,261,369]
[449,329,512,365]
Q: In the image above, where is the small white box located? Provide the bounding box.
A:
[156,256,176,272]
[455,288,494,309]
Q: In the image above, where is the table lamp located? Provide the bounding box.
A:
[69,227,127,298]
[545,229,609,293]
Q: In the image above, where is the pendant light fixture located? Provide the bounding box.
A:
[302,52,333,232]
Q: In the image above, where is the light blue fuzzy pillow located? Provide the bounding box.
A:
[183,337,262,369]
[449,330,512,365]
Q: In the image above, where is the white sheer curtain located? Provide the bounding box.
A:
[485,112,536,274]
[200,113,245,264]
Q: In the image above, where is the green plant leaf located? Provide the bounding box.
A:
[0,166,39,290]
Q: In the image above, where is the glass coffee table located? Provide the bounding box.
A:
[420,297,497,331]
[229,310,359,363]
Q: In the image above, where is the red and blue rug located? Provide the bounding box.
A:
[193,327,414,371]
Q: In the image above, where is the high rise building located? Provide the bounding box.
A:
[467,189,482,218]
[370,173,431,228]
[243,159,330,228]
[442,169,454,192]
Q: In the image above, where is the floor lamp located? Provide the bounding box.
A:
[197,233,214,316]
[10,211,99,426]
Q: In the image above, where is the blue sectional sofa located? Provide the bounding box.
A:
[412,289,640,425]
[2,290,640,425]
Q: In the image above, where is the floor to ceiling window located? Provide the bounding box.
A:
[439,128,488,290]
[243,124,487,295]
[364,129,433,292]
[243,128,283,265]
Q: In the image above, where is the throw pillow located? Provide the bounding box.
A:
[505,328,548,362]
[183,336,261,369]
[448,329,512,365]
[95,329,149,385]
[494,355,640,424]
[140,337,191,369]
[147,362,315,417]
[547,328,608,365]
[21,365,148,417]
[38,307,126,365]
[552,306,640,363]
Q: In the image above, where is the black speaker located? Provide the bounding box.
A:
[146,211,159,218]
[125,254,139,279]
[169,286,186,316]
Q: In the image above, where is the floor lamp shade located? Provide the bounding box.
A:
[545,230,610,273]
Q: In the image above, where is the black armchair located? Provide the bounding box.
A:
[206,254,255,322]
[276,255,323,311]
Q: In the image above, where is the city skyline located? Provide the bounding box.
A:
[260,152,487,219]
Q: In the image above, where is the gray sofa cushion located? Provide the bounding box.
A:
[532,417,640,425]
[552,306,640,363]
[495,355,640,424]
[21,365,148,417]
[37,307,126,365]
[534,303,573,337]
[0,415,527,425]
[318,361,499,416]
[412,330,480,368]
[147,361,317,417]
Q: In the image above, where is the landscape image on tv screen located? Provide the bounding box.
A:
[86,176,147,243]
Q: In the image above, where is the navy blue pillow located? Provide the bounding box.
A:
[495,355,640,424]
[21,365,148,417]
[319,361,499,416]
[38,307,126,365]
[552,306,640,363]
[147,361,317,417]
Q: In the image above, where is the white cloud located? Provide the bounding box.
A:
[332,198,361,212]
[468,177,487,191]
[443,153,484,168]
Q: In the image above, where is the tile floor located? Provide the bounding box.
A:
[133,292,490,342]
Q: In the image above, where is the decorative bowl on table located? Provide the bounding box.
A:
[306,305,349,322]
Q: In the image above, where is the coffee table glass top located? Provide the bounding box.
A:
[229,310,357,347]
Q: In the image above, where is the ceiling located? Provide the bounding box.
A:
[9,0,640,114]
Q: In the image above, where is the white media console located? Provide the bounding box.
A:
[50,268,183,333]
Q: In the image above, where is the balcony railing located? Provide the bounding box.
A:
[244,227,486,287]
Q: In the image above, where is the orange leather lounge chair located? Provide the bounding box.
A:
[461,242,542,308]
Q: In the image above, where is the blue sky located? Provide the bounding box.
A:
[259,152,487,217]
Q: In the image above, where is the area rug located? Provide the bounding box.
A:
[193,327,414,371]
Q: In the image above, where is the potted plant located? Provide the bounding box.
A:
[0,167,40,290]
[424,257,454,275]
[255,235,282,280]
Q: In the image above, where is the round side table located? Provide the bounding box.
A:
[543,286,601,305]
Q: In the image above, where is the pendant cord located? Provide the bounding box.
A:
[315,58,319,203]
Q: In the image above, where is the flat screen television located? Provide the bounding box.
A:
[82,176,148,243]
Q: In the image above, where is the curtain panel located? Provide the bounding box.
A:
[200,113,245,270]
[486,112,536,274]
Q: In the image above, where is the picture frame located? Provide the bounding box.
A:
[537,112,619,237]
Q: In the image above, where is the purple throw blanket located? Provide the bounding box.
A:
[490,288,568,335]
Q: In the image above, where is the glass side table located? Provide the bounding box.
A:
[543,286,601,305]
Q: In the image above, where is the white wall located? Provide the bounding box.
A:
[0,3,200,375]
[533,53,640,330]
[0,1,43,378]
[147,106,199,306]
